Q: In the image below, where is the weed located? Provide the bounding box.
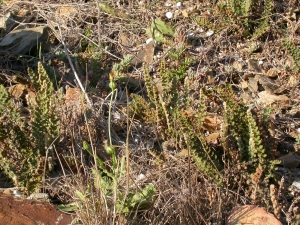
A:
[146,19,175,43]
[0,62,59,194]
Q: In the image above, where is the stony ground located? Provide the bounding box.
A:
[0,0,300,224]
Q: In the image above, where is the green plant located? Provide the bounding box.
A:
[282,38,300,72]
[113,54,133,74]
[78,70,156,216]
[218,86,279,172]
[28,62,59,155]
[168,47,186,61]
[0,62,59,194]
[98,3,129,19]
[130,55,279,189]
[217,0,273,38]
[82,140,156,214]
[216,86,280,207]
[130,61,223,183]
[251,0,273,39]
[296,136,300,145]
[146,19,175,43]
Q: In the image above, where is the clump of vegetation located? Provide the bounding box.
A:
[0,62,59,194]
[131,58,278,190]
[217,0,274,38]
[0,0,299,224]
[282,38,300,72]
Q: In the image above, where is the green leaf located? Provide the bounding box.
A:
[58,204,78,212]
[152,19,174,36]
[98,3,118,16]
[146,19,175,43]
[130,184,156,209]
[83,141,90,151]
[75,190,85,201]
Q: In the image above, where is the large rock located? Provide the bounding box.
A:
[0,25,49,54]
[227,205,282,225]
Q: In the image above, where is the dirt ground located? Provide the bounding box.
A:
[0,193,73,225]
[0,0,300,224]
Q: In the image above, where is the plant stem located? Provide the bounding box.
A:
[108,89,114,146]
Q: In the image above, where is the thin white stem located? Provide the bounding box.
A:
[57,25,93,107]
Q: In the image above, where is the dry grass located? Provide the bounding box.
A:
[1,0,300,224]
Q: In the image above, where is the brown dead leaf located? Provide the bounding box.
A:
[182,10,189,18]
[179,110,222,133]
[178,149,189,157]
[119,33,131,47]
[240,91,253,104]
[8,84,27,99]
[55,6,77,18]
[131,41,155,66]
[25,91,36,106]
[240,81,248,90]
[232,61,244,72]
[205,132,220,144]
[288,75,299,88]
[202,113,222,133]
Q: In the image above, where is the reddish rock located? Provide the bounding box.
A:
[0,193,73,225]
[227,205,282,225]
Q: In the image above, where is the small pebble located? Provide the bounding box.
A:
[198,27,205,33]
[166,12,173,19]
[146,38,153,44]
[137,173,146,181]
[278,167,288,173]
[13,190,22,197]
[206,30,214,37]
[187,33,195,40]
[3,189,11,195]
[176,2,182,7]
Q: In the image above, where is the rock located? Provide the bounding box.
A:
[0,192,73,225]
[265,68,280,78]
[131,41,155,67]
[257,91,290,108]
[0,26,49,54]
[227,205,282,225]
[232,61,244,72]
[279,152,300,168]
[248,77,258,92]
[248,59,263,73]
[0,12,16,34]
[255,74,279,92]
[65,87,82,110]
[291,177,300,192]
